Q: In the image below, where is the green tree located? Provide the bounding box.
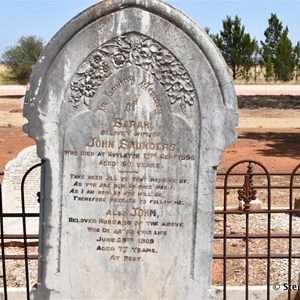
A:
[274,28,295,81]
[294,42,300,81]
[240,34,258,81]
[1,36,44,84]
[213,15,257,80]
[204,27,219,43]
[260,13,283,80]
[252,43,261,82]
[204,27,211,35]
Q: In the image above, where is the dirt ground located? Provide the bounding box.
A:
[0,97,35,173]
[220,95,300,173]
[0,95,299,173]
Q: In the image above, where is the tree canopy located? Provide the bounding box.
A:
[1,35,44,84]
[212,15,257,80]
[260,13,283,80]
[209,13,299,82]
[274,28,295,81]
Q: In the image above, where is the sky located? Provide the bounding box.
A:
[0,0,299,57]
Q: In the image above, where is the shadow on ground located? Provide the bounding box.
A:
[238,95,300,109]
[239,131,300,158]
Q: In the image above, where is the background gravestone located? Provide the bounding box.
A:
[24,0,238,299]
[2,145,40,241]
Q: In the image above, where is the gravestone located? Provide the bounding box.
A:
[2,146,40,240]
[24,0,238,299]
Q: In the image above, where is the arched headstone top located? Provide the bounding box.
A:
[25,1,238,299]
[24,0,237,155]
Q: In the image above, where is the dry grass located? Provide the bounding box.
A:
[234,77,300,85]
[229,67,300,85]
[0,65,18,85]
[0,65,8,84]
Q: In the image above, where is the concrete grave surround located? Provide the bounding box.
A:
[2,146,40,240]
[24,0,238,299]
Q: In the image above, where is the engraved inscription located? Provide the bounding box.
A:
[62,31,199,268]
[63,114,196,263]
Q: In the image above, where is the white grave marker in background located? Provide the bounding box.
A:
[2,145,40,239]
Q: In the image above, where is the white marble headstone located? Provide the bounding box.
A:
[2,145,40,239]
[24,1,238,299]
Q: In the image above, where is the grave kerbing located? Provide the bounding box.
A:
[24,1,238,299]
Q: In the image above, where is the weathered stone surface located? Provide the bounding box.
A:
[24,1,238,299]
[2,146,40,240]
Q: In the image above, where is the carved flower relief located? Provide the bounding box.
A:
[166,82,183,104]
[70,81,80,92]
[69,32,196,113]
[131,48,153,71]
[91,62,111,81]
[152,48,175,66]
[170,62,186,76]
[108,36,132,68]
[182,92,195,106]
[160,73,176,90]
[69,77,97,107]
[89,51,104,69]
[69,82,81,107]
[131,40,175,73]
[151,68,164,81]
[112,53,128,69]
[69,55,111,107]
[69,94,81,107]
[80,77,97,97]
